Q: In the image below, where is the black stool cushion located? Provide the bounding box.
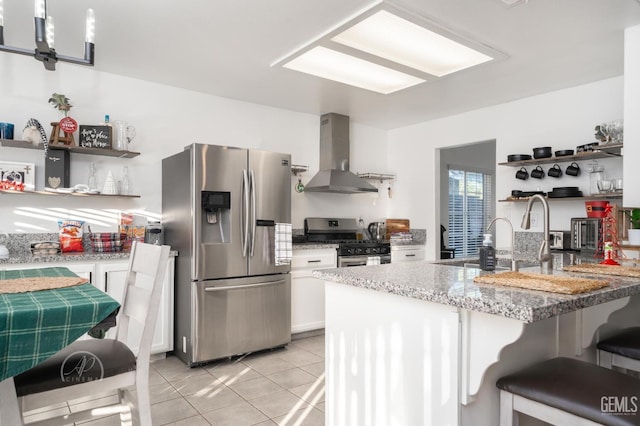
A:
[598,327,640,361]
[497,357,640,426]
[14,339,136,397]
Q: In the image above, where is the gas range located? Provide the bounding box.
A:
[304,218,391,267]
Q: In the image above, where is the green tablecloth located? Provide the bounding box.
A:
[0,267,120,382]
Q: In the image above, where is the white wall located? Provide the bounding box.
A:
[0,54,391,234]
[388,77,624,260]
[623,25,640,208]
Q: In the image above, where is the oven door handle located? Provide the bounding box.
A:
[339,258,368,267]
[204,280,285,292]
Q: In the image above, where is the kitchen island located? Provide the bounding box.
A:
[313,261,640,426]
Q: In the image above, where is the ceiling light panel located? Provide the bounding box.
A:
[331,10,493,77]
[283,46,425,94]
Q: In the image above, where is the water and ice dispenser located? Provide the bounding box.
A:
[201,191,231,243]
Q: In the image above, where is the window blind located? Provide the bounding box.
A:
[448,168,494,258]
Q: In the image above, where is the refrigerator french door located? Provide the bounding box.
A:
[163,143,292,365]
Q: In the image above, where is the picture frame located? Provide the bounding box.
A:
[0,161,35,191]
[79,125,113,149]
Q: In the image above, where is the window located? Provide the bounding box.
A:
[448,167,494,258]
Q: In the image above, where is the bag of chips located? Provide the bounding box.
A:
[58,220,85,252]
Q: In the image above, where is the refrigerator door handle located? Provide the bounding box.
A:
[241,169,250,258]
[250,169,257,257]
[204,279,286,292]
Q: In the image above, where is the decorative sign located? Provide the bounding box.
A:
[79,125,112,149]
[0,161,35,191]
[59,116,78,133]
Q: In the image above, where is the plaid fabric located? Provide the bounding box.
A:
[91,233,125,253]
[0,267,120,382]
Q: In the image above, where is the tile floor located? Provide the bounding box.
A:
[23,333,326,426]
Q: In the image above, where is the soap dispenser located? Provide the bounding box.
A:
[479,233,495,271]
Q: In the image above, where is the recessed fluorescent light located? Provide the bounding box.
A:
[283,46,425,94]
[331,10,493,77]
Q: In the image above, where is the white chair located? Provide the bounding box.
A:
[14,241,171,426]
[597,327,640,374]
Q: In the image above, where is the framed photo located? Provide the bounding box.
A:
[0,161,35,191]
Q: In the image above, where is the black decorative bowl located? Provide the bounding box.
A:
[507,154,532,162]
[533,147,553,159]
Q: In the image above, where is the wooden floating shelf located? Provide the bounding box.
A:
[0,189,140,198]
[499,144,623,167]
[357,172,396,181]
[499,194,623,202]
[291,164,309,175]
[1,138,140,158]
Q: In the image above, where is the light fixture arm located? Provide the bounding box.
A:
[0,1,95,71]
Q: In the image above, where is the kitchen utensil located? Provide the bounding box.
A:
[565,162,580,176]
[530,166,545,179]
[368,222,386,241]
[547,186,583,198]
[588,160,605,195]
[554,149,574,157]
[515,167,529,180]
[597,179,613,193]
[547,164,563,177]
[507,154,532,162]
[614,178,623,192]
[113,121,136,151]
[511,190,545,198]
[533,147,552,159]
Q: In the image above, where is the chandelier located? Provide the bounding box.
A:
[0,0,95,71]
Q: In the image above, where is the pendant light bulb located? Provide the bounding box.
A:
[46,15,54,48]
[85,9,95,43]
[34,0,45,19]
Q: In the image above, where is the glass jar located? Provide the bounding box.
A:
[588,160,604,196]
[87,162,97,190]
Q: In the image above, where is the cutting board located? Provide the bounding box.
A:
[386,219,410,240]
[473,271,608,294]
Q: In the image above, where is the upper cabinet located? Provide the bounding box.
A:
[623,25,640,208]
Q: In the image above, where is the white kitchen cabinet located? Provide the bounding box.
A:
[391,245,426,263]
[95,257,175,354]
[291,248,337,333]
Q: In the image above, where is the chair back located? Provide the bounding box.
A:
[115,241,170,360]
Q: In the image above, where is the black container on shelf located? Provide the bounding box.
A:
[44,149,70,189]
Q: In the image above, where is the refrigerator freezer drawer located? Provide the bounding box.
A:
[191,274,291,364]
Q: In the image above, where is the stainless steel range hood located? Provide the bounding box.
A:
[304,113,378,194]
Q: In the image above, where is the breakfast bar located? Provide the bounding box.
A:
[314,261,640,426]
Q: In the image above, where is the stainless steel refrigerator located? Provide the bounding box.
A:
[162,143,292,366]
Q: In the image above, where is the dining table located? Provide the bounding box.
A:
[0,266,121,426]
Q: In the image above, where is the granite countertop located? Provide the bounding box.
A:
[293,243,339,250]
[313,261,640,323]
[0,250,178,265]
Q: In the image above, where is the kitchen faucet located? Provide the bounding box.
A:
[487,217,518,271]
[521,194,553,273]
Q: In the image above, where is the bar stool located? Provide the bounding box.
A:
[597,327,640,374]
[496,357,640,425]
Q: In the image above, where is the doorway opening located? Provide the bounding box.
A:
[439,140,496,259]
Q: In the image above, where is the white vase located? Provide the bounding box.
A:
[628,229,640,246]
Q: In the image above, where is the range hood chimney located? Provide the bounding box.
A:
[304,113,378,194]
